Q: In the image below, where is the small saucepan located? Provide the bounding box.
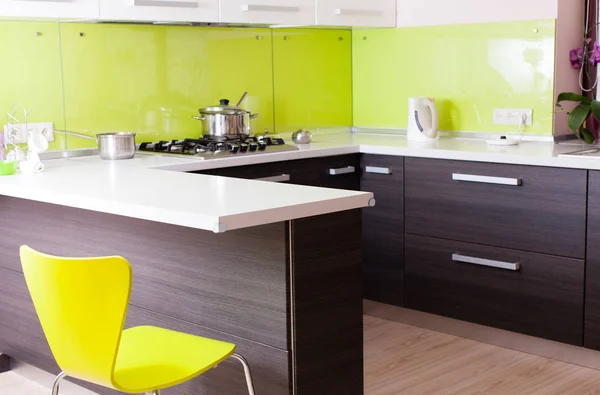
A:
[56,130,137,160]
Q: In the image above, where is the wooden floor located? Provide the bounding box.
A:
[4,316,600,394]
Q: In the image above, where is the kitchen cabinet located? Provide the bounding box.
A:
[0,0,98,19]
[197,155,360,190]
[586,171,600,350]
[220,0,315,25]
[405,158,587,259]
[99,0,218,22]
[396,0,560,27]
[405,235,584,345]
[316,0,396,27]
[360,155,404,306]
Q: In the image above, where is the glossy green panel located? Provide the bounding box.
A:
[273,29,352,133]
[0,21,66,150]
[353,20,556,134]
[60,24,274,148]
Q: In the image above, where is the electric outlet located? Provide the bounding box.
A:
[493,109,533,126]
[3,122,54,145]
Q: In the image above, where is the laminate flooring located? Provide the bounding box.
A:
[3,316,600,395]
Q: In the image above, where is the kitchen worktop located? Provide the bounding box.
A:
[0,130,596,234]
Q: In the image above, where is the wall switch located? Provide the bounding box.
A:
[493,109,533,126]
[4,122,54,145]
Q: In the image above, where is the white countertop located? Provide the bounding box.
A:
[0,130,597,233]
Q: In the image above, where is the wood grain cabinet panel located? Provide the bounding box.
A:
[405,235,585,345]
[586,171,600,350]
[360,154,404,306]
[405,158,587,258]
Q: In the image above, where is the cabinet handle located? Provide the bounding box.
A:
[242,4,300,12]
[365,166,392,175]
[334,8,383,17]
[452,173,522,186]
[452,253,520,271]
[255,174,291,183]
[134,0,198,7]
[329,166,356,176]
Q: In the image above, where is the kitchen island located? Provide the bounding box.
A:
[0,157,374,395]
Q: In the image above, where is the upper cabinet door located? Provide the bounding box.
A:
[99,0,218,22]
[397,0,558,27]
[220,0,315,25]
[0,0,98,18]
[317,0,396,27]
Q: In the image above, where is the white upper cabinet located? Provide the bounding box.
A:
[0,0,99,18]
[220,0,315,25]
[99,0,218,22]
[317,0,396,27]
[397,0,558,27]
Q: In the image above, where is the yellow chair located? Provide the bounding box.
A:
[19,245,256,395]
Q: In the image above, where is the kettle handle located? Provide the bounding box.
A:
[423,98,439,138]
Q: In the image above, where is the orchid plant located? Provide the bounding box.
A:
[556,38,600,144]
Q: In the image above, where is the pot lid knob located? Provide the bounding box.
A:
[220,99,230,105]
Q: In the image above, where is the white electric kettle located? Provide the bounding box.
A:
[407,97,439,142]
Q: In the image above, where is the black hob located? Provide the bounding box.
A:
[138,136,299,159]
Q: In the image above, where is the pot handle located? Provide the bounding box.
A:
[250,113,260,119]
[192,116,206,121]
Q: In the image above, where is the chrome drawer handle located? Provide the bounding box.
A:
[255,174,291,183]
[334,8,383,17]
[452,173,522,186]
[365,166,392,175]
[329,166,356,176]
[134,0,198,7]
[242,4,300,12]
[452,253,520,271]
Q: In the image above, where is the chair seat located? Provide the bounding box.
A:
[113,326,236,393]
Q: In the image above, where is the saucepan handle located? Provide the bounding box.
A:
[192,116,206,121]
[250,114,260,119]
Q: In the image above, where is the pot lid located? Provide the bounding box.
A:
[199,99,251,115]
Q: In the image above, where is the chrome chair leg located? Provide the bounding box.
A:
[51,372,66,395]
[145,391,160,395]
[231,353,256,395]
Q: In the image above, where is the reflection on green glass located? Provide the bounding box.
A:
[353,20,556,135]
[61,24,275,149]
[0,21,67,150]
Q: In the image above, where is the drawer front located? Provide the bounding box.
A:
[100,0,219,22]
[220,0,315,25]
[360,154,404,306]
[293,155,360,190]
[200,162,293,183]
[316,0,396,27]
[405,158,587,258]
[405,235,584,345]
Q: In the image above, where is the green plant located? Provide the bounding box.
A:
[556,92,599,144]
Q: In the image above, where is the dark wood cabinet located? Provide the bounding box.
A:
[360,154,404,306]
[405,158,587,259]
[405,234,585,345]
[586,171,600,350]
[194,155,360,190]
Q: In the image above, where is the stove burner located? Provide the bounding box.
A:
[138,136,295,159]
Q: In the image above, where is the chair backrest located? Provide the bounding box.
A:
[20,245,131,389]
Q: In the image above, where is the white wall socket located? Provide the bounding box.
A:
[493,108,533,126]
[3,122,54,145]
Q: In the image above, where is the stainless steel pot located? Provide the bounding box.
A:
[55,131,137,160]
[193,92,259,139]
[292,129,313,144]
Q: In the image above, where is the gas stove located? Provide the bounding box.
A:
[138,136,299,159]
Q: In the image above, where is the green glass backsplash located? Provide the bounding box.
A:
[353,20,556,135]
[0,22,67,150]
[0,22,353,150]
